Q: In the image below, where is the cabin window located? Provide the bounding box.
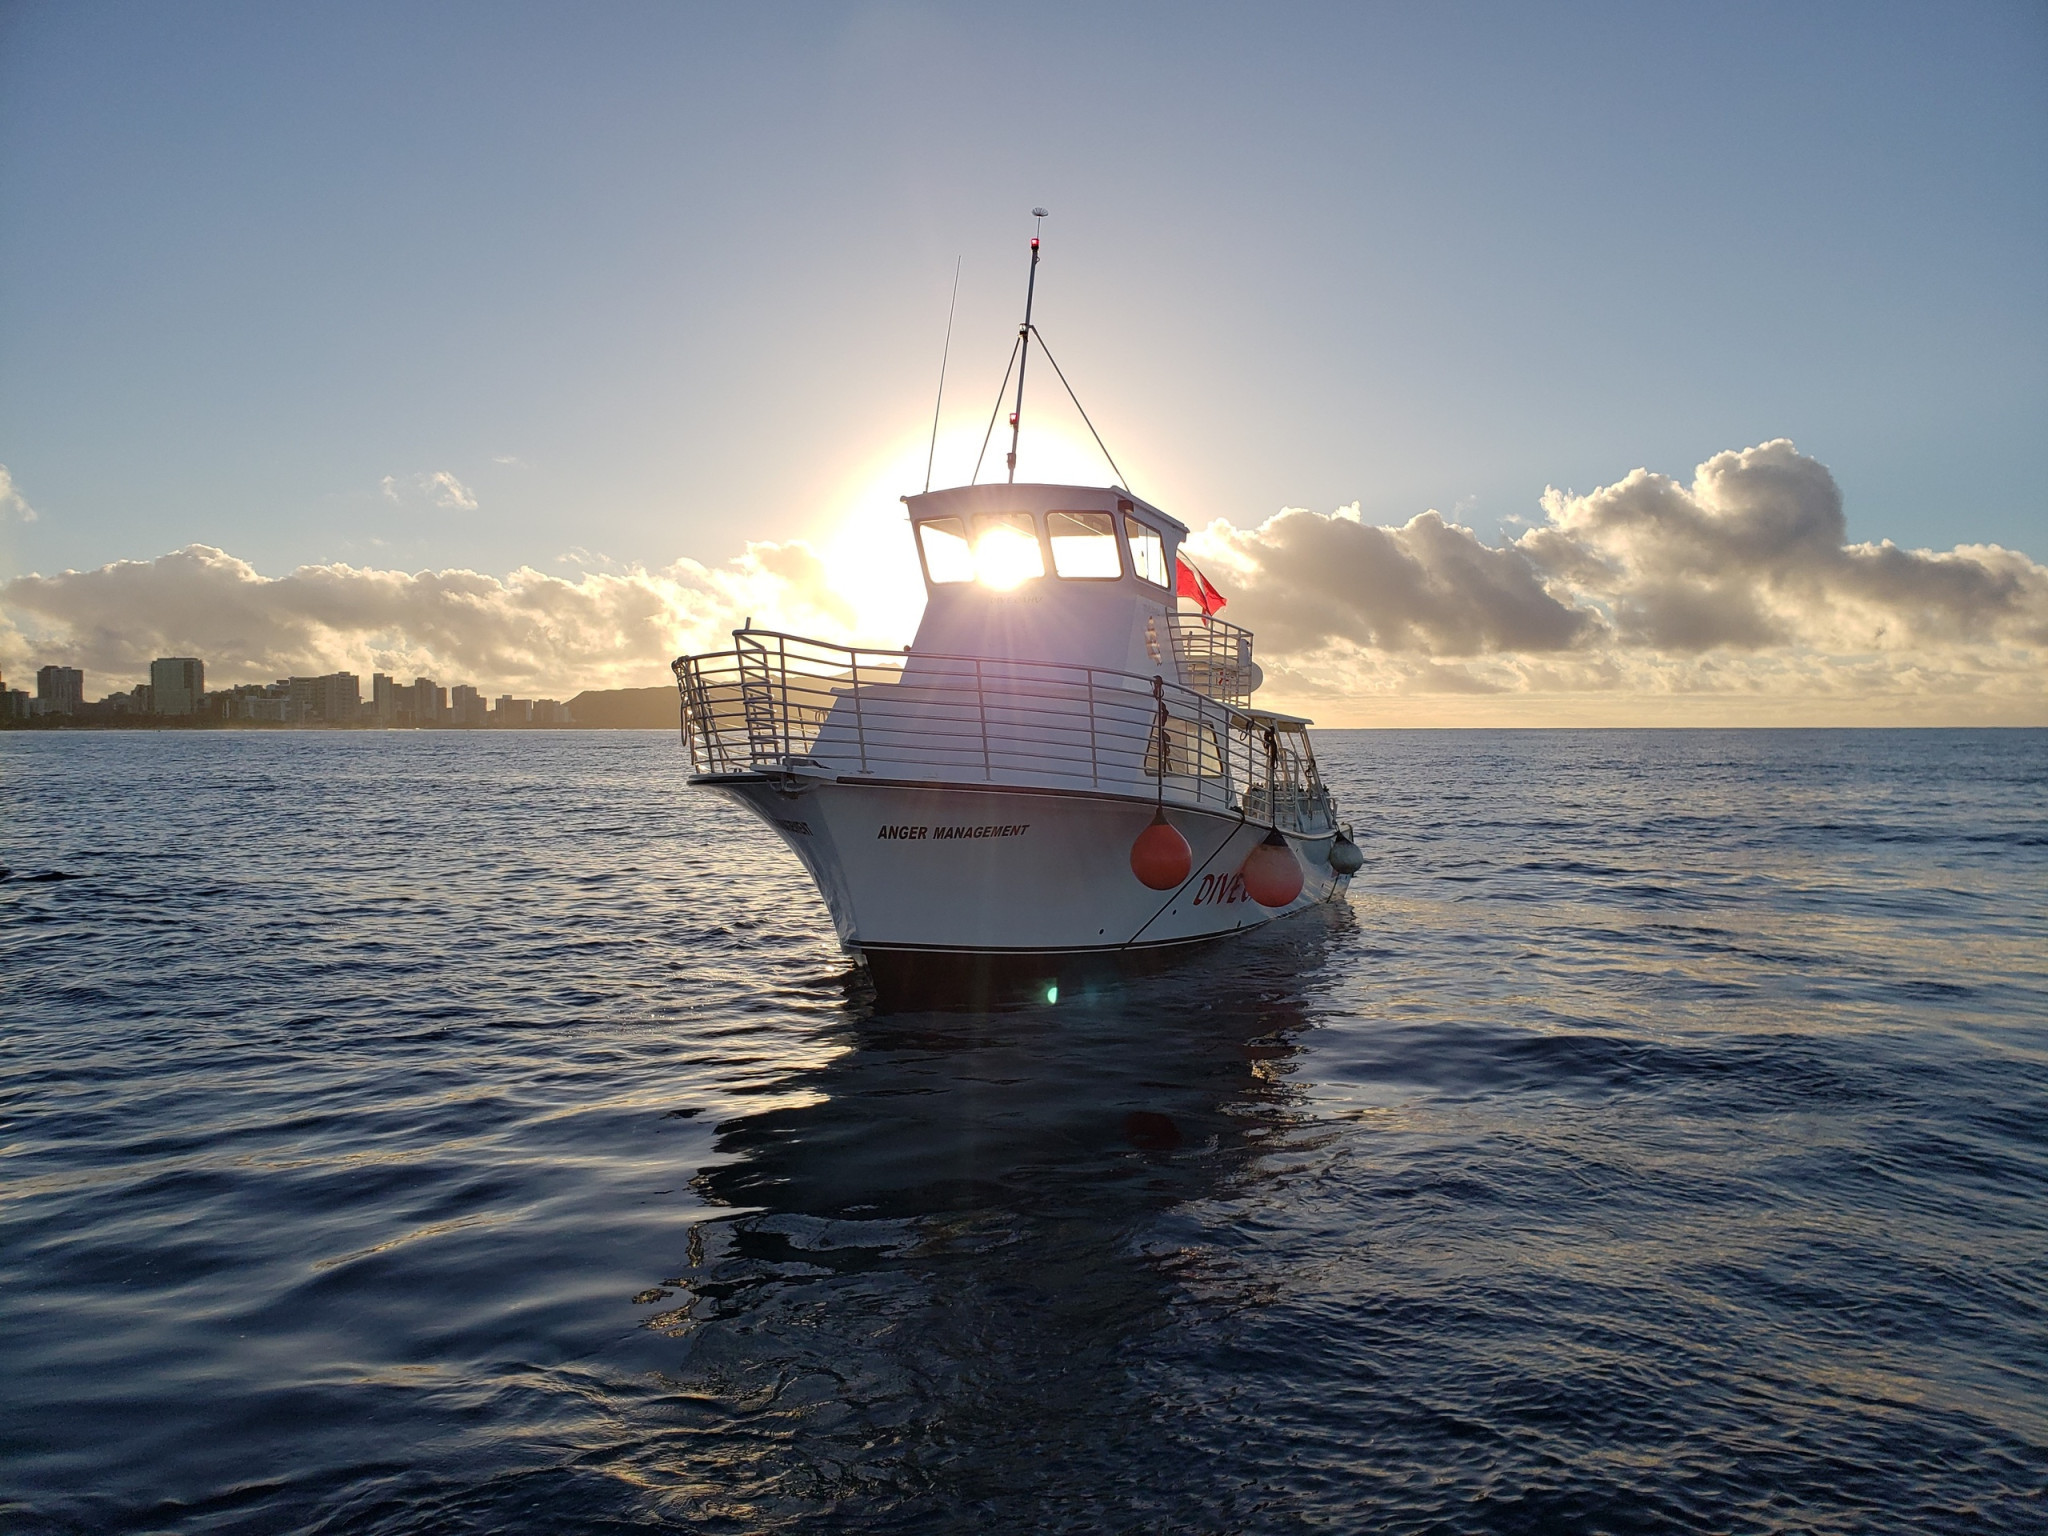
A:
[971,512,1045,589]
[1125,515,1169,587]
[1047,511,1122,579]
[917,518,974,584]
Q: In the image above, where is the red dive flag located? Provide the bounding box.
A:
[1175,556,1227,618]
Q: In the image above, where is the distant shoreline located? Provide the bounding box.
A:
[4,683,682,731]
[0,720,681,731]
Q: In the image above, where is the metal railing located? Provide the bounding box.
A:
[673,629,1328,827]
[1147,614,1257,707]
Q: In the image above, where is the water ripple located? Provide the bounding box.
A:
[1,727,2043,1533]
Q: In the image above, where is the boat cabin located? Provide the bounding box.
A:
[900,482,1256,701]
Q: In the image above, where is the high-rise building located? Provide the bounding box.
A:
[411,678,446,725]
[149,657,205,716]
[495,695,532,725]
[287,672,361,724]
[450,684,487,726]
[36,666,84,715]
[326,673,362,723]
[372,672,399,725]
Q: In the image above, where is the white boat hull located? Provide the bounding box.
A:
[700,770,1347,1005]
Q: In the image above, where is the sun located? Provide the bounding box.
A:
[970,523,1043,589]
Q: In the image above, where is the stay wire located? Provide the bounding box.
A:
[924,256,962,495]
[1027,324,1129,493]
[970,334,1023,485]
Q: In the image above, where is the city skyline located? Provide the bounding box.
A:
[1,654,652,728]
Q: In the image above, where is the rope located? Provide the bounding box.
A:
[1152,674,1168,804]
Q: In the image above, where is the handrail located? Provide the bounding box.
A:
[688,628,1257,724]
[1148,613,1257,707]
[671,628,1329,829]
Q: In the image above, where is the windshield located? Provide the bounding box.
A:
[1048,511,1121,578]
[916,518,974,584]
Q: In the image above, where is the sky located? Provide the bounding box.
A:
[1,0,2043,722]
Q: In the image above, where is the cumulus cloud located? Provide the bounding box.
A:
[0,464,39,524]
[1518,441,2047,654]
[1191,440,2046,723]
[1194,501,1596,656]
[0,540,865,693]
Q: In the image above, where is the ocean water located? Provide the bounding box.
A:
[2,728,2044,1534]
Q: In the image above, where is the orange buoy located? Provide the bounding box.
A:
[1130,807,1192,890]
[1241,827,1304,907]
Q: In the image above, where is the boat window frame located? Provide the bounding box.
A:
[1045,509,1124,581]
[913,516,976,586]
[1122,508,1171,589]
[1145,714,1228,780]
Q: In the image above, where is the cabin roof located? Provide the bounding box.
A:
[903,482,1189,538]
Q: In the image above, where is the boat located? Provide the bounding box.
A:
[672,218,1361,1007]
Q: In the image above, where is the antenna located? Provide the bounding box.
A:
[1005,208,1048,483]
[923,256,962,495]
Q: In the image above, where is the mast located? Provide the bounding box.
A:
[1005,207,1047,483]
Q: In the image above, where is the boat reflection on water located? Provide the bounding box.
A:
[628,907,1353,1523]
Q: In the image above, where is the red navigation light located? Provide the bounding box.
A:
[1008,412,1018,426]
[1030,237,1040,249]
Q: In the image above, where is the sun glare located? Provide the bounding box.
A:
[972,523,1044,589]
[814,421,1120,642]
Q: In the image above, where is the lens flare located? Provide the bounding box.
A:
[972,525,1044,589]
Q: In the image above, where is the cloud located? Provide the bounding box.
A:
[0,464,39,524]
[380,470,478,510]
[1195,503,1597,657]
[1190,440,2047,723]
[0,540,864,693]
[3,440,2040,723]
[424,471,476,510]
[1517,440,2047,654]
